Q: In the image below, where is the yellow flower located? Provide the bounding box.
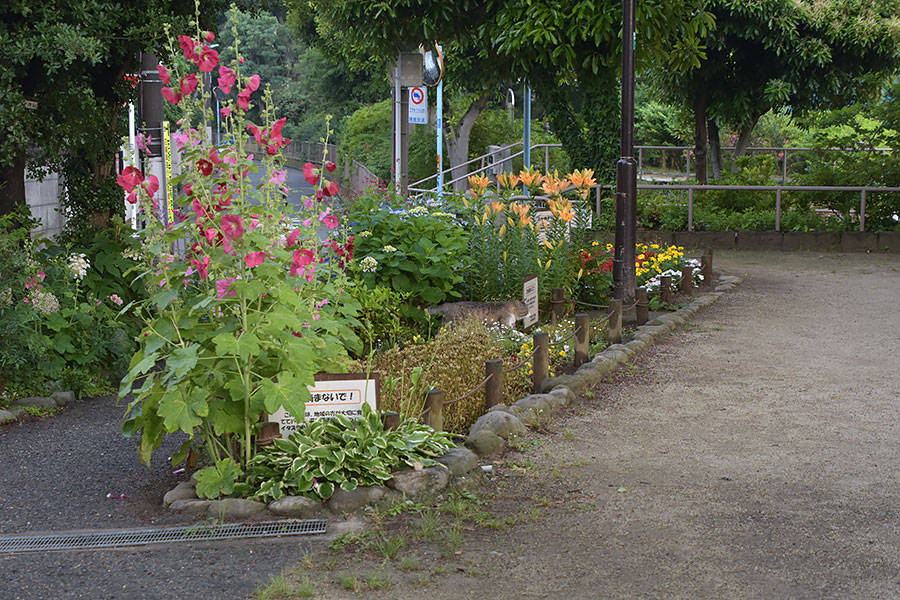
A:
[650,244,659,249]
[591,241,600,246]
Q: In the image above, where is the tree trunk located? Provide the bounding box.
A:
[693,90,709,184]
[731,113,761,170]
[445,94,489,192]
[708,118,722,180]
[0,150,27,217]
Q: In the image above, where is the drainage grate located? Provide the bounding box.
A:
[0,519,328,553]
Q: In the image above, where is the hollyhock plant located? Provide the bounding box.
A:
[117,14,360,502]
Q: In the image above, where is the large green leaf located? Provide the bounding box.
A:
[166,344,199,379]
[257,371,309,415]
[195,458,243,499]
[157,387,208,434]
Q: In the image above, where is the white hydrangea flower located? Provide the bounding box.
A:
[382,245,397,253]
[357,230,372,238]
[408,206,428,215]
[31,290,60,315]
[68,253,89,280]
[360,256,378,272]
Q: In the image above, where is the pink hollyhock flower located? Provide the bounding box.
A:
[323,181,339,197]
[221,214,244,240]
[290,248,314,276]
[246,123,263,145]
[302,162,319,186]
[217,66,236,94]
[184,184,193,196]
[303,198,314,210]
[245,251,266,268]
[142,175,160,197]
[325,160,336,172]
[157,64,171,85]
[302,219,311,227]
[191,198,207,219]
[117,166,143,193]
[269,170,286,185]
[161,87,182,105]
[286,229,301,247]
[237,89,251,110]
[173,131,190,149]
[323,215,339,230]
[179,74,198,96]
[136,132,152,151]
[190,255,210,280]
[197,46,219,72]
[315,189,324,201]
[216,278,238,299]
[246,74,260,92]
[220,106,232,118]
[208,147,221,165]
[203,228,217,244]
[178,35,198,61]
[203,31,215,43]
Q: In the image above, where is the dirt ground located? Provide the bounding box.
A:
[271,251,900,600]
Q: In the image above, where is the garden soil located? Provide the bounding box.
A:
[2,250,899,599]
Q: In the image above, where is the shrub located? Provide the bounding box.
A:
[371,320,531,433]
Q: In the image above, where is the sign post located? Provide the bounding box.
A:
[523,275,539,329]
[267,373,381,437]
[408,87,427,124]
[163,120,174,224]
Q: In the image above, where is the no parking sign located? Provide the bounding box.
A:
[408,86,427,124]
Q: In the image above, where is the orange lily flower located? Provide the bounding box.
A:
[496,172,520,190]
[541,170,569,197]
[518,167,543,190]
[568,168,597,200]
[490,201,506,215]
[468,174,491,200]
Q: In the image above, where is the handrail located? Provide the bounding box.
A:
[409,141,523,188]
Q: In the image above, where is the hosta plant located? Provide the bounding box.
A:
[236,404,454,502]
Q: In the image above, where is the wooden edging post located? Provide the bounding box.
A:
[701,251,713,285]
[424,389,443,432]
[635,287,649,325]
[660,276,673,305]
[608,299,622,345]
[574,313,589,367]
[533,332,549,394]
[485,359,503,410]
[680,266,693,294]
[551,287,565,325]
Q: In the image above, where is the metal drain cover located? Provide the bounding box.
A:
[0,519,328,553]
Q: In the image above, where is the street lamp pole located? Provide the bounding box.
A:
[613,0,637,311]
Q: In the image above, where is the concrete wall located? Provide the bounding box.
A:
[25,171,66,240]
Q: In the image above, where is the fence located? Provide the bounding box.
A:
[414,250,714,432]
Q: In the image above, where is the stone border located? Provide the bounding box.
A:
[0,391,75,425]
[163,274,742,519]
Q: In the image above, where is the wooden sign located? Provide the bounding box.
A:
[523,274,539,329]
[268,373,380,436]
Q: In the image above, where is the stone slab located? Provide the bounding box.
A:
[877,231,900,252]
[840,231,878,252]
[436,447,479,476]
[736,231,783,251]
[781,231,840,251]
[672,231,736,251]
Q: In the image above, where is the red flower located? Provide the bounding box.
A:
[179,74,198,96]
[600,258,614,273]
[157,64,171,86]
[315,189,324,201]
[197,45,219,72]
[190,255,210,280]
[178,35,199,61]
[203,31,215,43]
[325,161,336,172]
[217,66,236,95]
[290,248,314,276]
[245,251,266,268]
[246,74,260,92]
[323,181,339,197]
[286,228,301,248]
[221,214,244,240]
[303,162,319,186]
[142,175,159,197]
[237,89,251,110]
[323,214,339,230]
[160,87,182,105]
[197,159,213,176]
[117,166,143,193]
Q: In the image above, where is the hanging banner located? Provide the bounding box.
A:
[163,121,174,224]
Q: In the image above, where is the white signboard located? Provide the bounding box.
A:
[268,373,380,436]
[522,274,539,329]
[408,87,427,124]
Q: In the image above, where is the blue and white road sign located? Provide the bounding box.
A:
[409,87,427,124]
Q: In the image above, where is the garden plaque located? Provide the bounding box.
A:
[268,372,380,436]
[523,274,539,328]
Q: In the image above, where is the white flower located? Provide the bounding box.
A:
[408,205,428,215]
[360,256,378,272]
[357,230,372,238]
[382,245,397,253]
[31,290,60,315]
[68,253,89,280]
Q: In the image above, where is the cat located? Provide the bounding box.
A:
[426,300,529,328]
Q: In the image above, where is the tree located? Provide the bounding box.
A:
[306,0,710,185]
[0,1,227,223]
[654,0,900,183]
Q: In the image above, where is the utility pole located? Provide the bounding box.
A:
[613,0,637,314]
[139,52,165,222]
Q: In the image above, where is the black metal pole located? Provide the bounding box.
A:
[613,0,637,310]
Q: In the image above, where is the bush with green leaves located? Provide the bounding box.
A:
[226,406,454,502]
[349,204,469,306]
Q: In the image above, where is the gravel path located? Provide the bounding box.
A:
[0,395,325,600]
[3,250,899,599]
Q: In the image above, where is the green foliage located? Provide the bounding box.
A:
[238,406,454,502]
[349,204,469,305]
[345,282,428,358]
